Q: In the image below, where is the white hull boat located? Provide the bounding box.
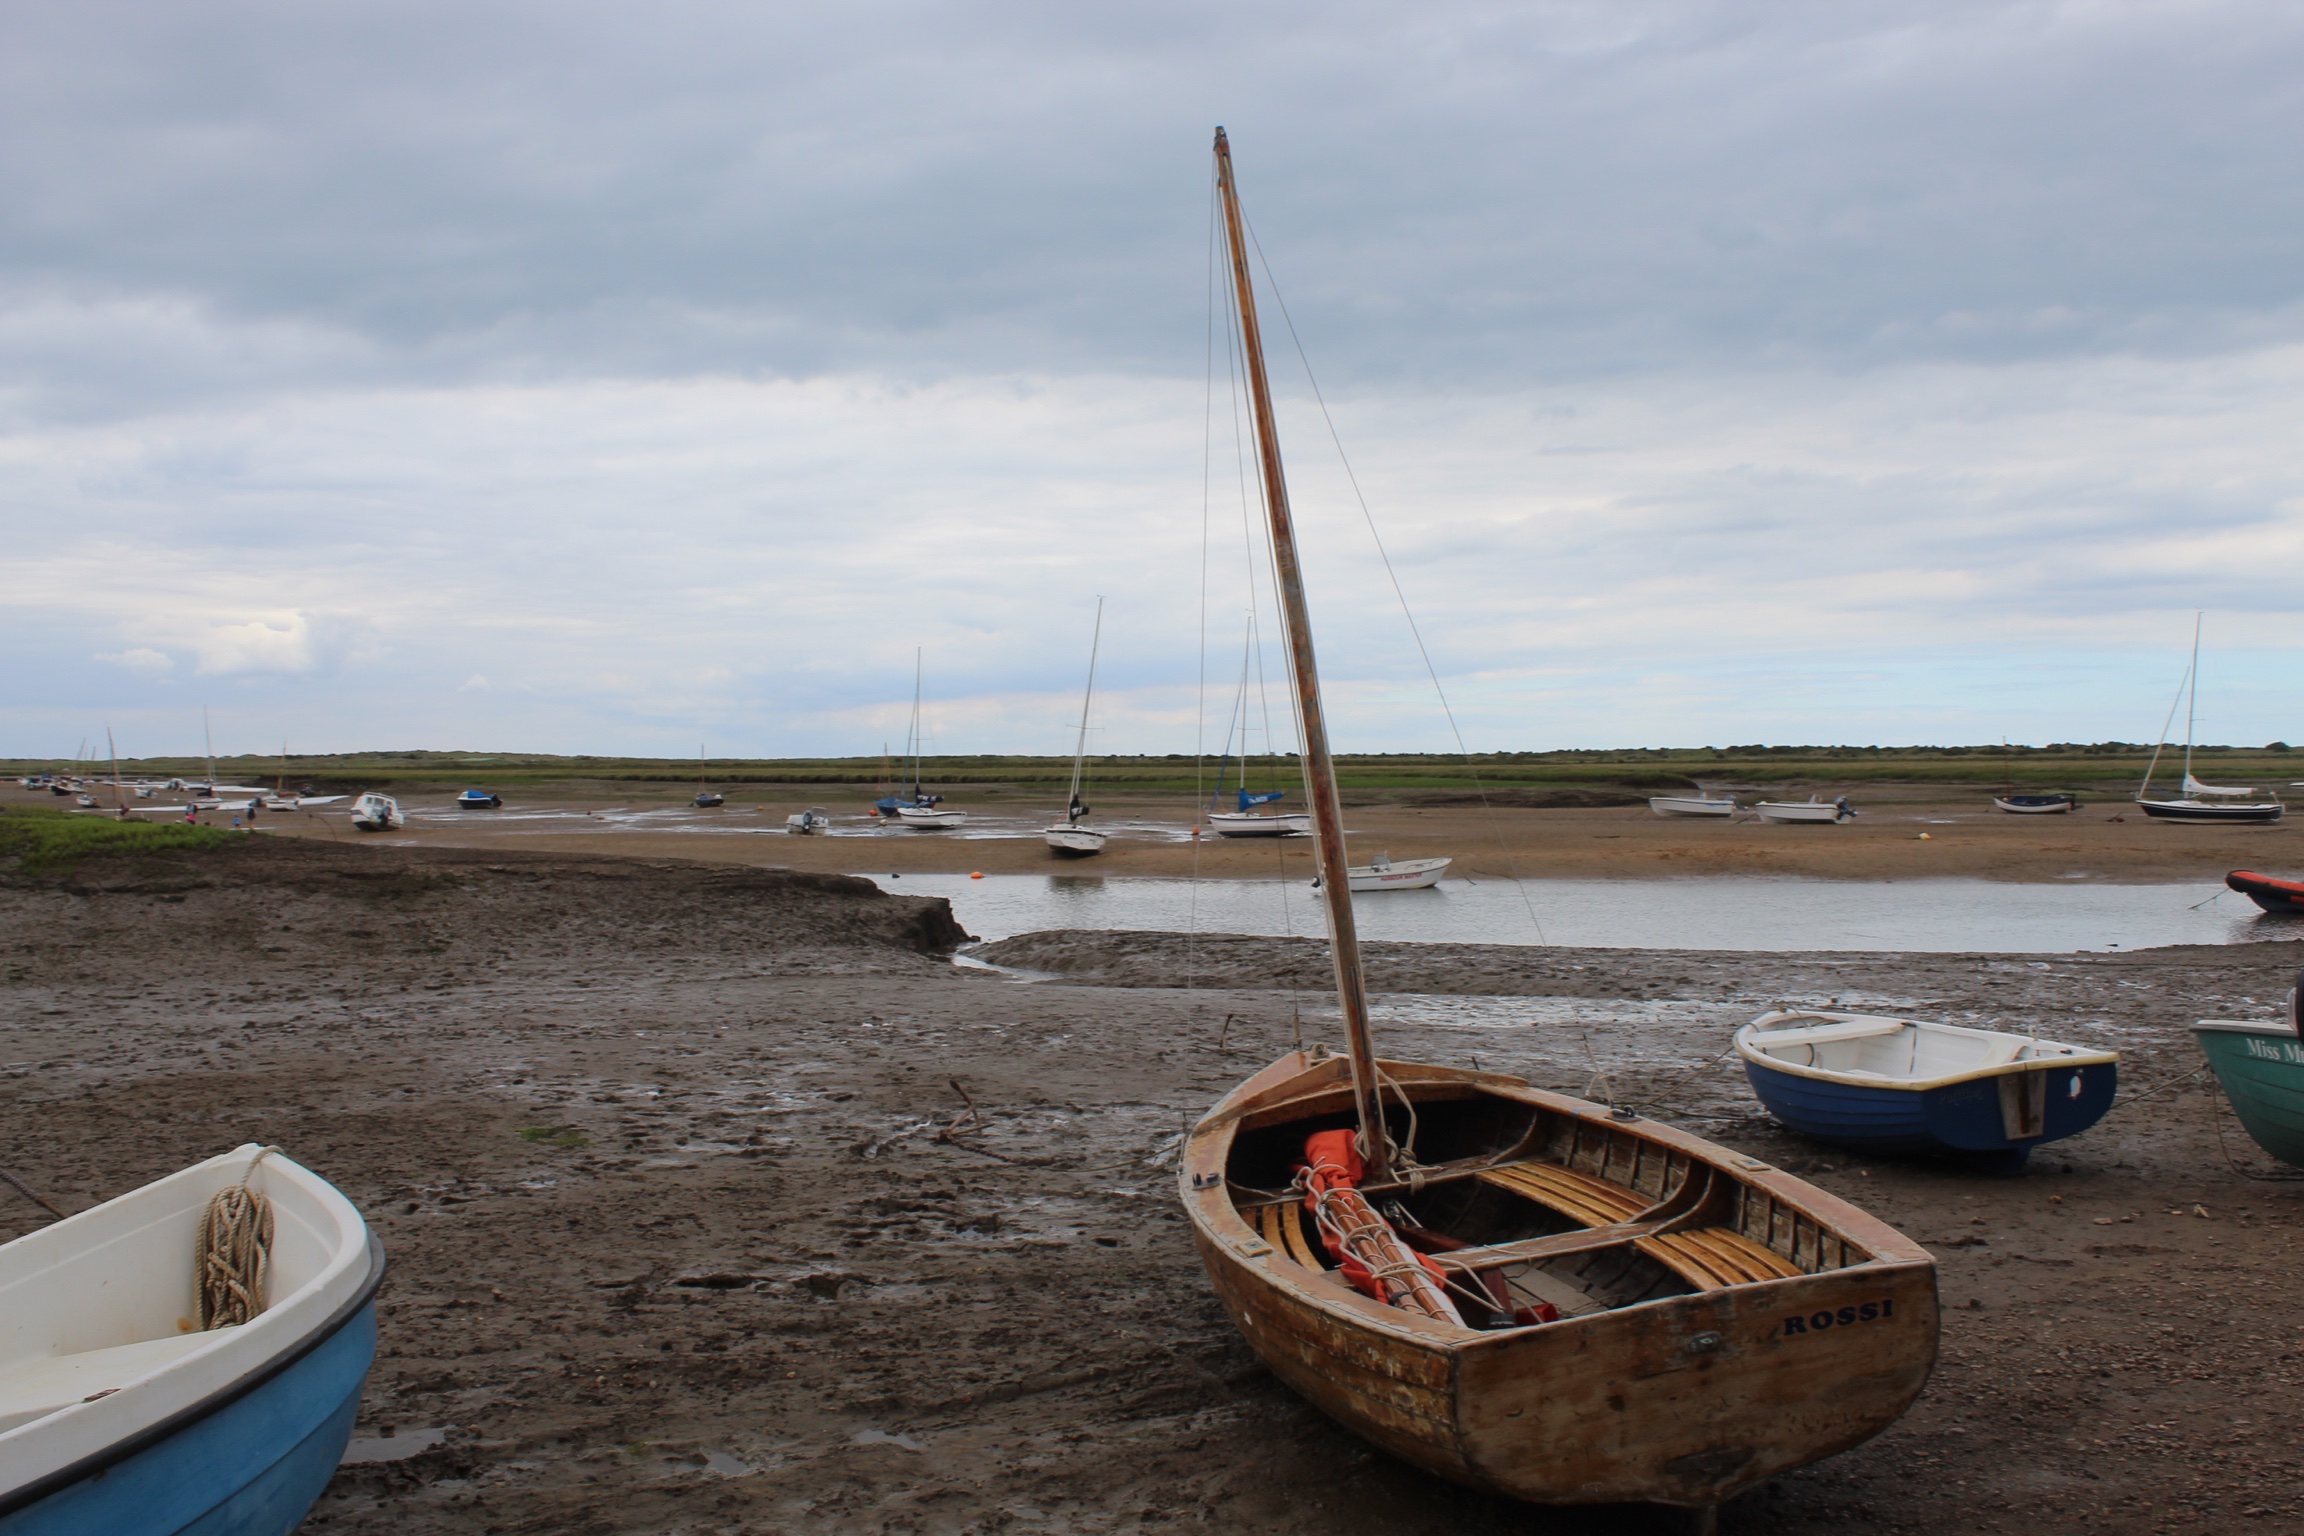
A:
[784,807,831,834]
[1753,797,1854,824]
[1045,600,1109,859]
[347,792,404,832]
[1207,811,1311,838]
[895,806,967,829]
[1044,824,1108,855]
[0,1144,384,1534]
[1647,795,1739,818]
[1992,794,2078,815]
[2136,796,2284,824]
[1319,854,1450,891]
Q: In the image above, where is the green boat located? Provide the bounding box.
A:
[2195,1012,2304,1166]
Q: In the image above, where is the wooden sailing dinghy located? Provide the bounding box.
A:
[1181,128,1937,1516]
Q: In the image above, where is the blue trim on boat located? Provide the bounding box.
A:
[1742,1060,2118,1160]
[0,1235,385,1534]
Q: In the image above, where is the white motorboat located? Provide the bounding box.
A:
[896,805,967,829]
[784,806,831,834]
[1045,600,1110,858]
[1647,794,1739,818]
[0,1144,384,1533]
[1321,853,1450,891]
[1753,796,1854,824]
[1207,810,1312,838]
[347,792,403,831]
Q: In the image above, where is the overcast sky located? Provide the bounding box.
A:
[5,1,2302,761]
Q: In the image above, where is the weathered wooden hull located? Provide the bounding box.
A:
[1183,1053,1938,1508]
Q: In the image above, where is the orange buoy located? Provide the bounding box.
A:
[970,871,984,879]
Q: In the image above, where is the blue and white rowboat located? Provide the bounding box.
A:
[0,1145,383,1536]
[1735,1011,2118,1167]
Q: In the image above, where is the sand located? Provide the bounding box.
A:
[55,779,2296,885]
[6,833,2304,1534]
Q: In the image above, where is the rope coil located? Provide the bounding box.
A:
[196,1148,279,1330]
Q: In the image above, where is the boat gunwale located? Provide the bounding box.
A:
[1735,1011,2118,1091]
[0,1231,385,1517]
[2194,1018,2301,1038]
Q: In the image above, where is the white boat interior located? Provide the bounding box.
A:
[0,1145,376,1488]
[784,807,830,833]
[348,792,403,830]
[1736,1010,2116,1087]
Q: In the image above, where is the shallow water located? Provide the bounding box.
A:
[872,872,2290,954]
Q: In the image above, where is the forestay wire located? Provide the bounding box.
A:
[1238,211,1548,946]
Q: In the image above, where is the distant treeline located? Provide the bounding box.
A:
[13,742,2299,798]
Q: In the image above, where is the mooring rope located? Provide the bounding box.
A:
[197,1147,280,1329]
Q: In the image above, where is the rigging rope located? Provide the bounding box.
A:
[196,1147,280,1330]
[1237,212,1549,947]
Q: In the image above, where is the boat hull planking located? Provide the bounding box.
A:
[1184,1055,1937,1507]
[2194,1022,2304,1167]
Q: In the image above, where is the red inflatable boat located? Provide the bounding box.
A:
[2227,871,2304,915]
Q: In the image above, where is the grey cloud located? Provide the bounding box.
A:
[6,1,2304,426]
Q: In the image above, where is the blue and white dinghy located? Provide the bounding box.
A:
[1735,1011,2119,1168]
[0,1145,383,1536]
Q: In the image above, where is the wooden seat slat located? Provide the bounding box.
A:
[1257,1200,1327,1269]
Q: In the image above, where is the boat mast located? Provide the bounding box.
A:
[2182,612,2202,791]
[203,705,217,789]
[1213,127,1387,1179]
[1066,599,1104,821]
[107,726,124,811]
[912,649,925,800]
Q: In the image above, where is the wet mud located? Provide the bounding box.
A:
[4,837,2302,1534]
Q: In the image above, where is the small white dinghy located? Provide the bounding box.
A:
[1753,796,1854,824]
[895,805,967,829]
[1206,810,1312,838]
[347,792,403,832]
[1735,1012,2118,1165]
[1647,794,1739,818]
[0,1144,383,1534]
[1318,853,1451,891]
[784,806,831,834]
[1043,822,1108,855]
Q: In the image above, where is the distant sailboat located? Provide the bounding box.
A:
[2136,616,2283,823]
[880,652,965,828]
[693,743,725,808]
[1045,601,1109,857]
[1204,615,1310,838]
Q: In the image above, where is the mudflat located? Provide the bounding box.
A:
[5,834,2303,1534]
[111,780,2303,884]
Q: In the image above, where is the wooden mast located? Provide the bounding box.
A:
[1212,127,1388,1181]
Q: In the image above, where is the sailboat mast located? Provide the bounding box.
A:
[912,648,924,799]
[1067,599,1104,814]
[108,727,124,811]
[203,705,216,789]
[1213,127,1387,1179]
[2183,612,2202,789]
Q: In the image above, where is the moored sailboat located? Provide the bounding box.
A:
[1045,600,1109,857]
[1180,129,1937,1517]
[2136,618,2283,823]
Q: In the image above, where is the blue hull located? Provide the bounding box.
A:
[1743,1059,2118,1162]
[2,1292,378,1536]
